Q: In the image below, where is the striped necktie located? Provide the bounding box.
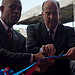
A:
[49,29,54,44]
[7,28,12,46]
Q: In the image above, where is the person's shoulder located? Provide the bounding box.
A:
[29,22,42,26]
[59,23,74,30]
[28,21,43,29]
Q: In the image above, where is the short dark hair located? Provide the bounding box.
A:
[42,1,45,11]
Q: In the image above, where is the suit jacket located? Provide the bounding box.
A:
[0,21,31,72]
[27,21,75,75]
[27,21,75,55]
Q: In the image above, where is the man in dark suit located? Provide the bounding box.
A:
[27,0,75,75]
[0,0,47,73]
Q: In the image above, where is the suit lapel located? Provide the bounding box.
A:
[0,21,10,49]
[38,23,63,46]
[11,30,18,50]
[38,22,49,44]
[54,25,63,48]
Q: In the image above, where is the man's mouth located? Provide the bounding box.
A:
[12,16,19,20]
[50,22,54,24]
[12,16,18,19]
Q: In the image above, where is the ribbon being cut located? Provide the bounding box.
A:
[0,55,68,75]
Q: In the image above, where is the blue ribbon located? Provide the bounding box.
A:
[13,54,68,75]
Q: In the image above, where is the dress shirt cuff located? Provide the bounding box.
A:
[30,48,43,63]
[39,47,43,53]
[30,54,33,64]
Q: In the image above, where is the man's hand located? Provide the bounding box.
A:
[33,51,45,62]
[34,59,54,73]
[66,47,75,60]
[42,44,56,56]
[33,44,56,74]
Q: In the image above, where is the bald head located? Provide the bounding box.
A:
[2,0,9,6]
[2,0,21,6]
[42,0,60,12]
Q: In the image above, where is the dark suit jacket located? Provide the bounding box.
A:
[27,22,75,54]
[0,21,31,72]
[27,21,75,75]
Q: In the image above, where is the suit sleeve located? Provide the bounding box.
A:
[27,25,40,54]
[67,27,75,48]
[0,44,31,70]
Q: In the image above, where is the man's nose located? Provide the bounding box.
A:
[49,13,54,19]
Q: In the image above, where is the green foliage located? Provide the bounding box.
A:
[15,29,20,33]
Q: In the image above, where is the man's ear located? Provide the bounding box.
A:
[59,10,61,16]
[0,6,4,13]
[42,12,44,18]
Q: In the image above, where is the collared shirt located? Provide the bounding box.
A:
[40,24,58,53]
[45,24,58,40]
[0,18,9,31]
[0,18,12,39]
